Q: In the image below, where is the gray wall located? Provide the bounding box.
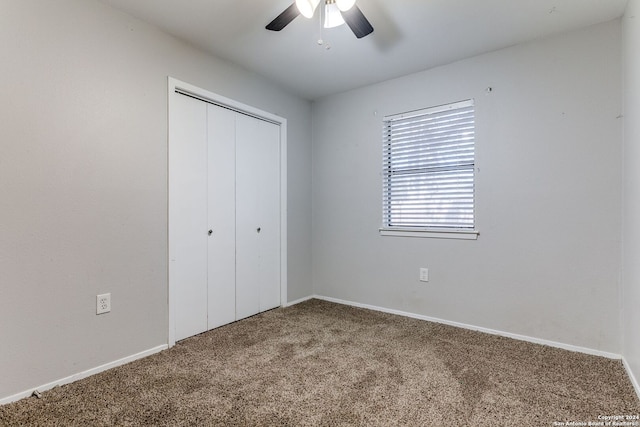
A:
[623,0,640,392]
[0,0,312,399]
[312,20,622,353]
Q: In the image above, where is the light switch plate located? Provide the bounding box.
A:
[419,268,429,282]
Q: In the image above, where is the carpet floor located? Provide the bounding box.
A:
[1,299,639,426]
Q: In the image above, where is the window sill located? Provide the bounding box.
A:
[379,228,479,240]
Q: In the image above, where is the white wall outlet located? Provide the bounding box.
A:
[97,293,111,315]
[419,268,429,282]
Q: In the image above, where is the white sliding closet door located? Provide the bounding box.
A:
[169,82,283,342]
[255,120,282,313]
[206,104,237,330]
[235,115,281,319]
[169,94,208,341]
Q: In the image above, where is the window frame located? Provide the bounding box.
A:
[379,99,479,240]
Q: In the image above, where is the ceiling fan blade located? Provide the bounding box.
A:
[341,5,373,38]
[266,3,300,31]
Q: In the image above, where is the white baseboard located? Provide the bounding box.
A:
[313,295,622,360]
[4,298,633,405]
[284,295,315,307]
[0,344,168,406]
[622,357,640,400]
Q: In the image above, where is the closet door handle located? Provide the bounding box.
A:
[208,229,213,236]
[256,227,261,233]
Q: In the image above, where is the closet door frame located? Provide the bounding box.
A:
[167,77,288,347]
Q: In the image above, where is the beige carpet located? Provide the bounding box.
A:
[1,299,638,426]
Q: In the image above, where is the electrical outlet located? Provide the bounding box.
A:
[419,268,429,282]
[97,293,111,315]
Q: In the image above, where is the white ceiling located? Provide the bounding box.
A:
[100,0,628,100]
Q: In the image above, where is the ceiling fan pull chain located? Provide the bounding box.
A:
[317,1,331,50]
[317,1,324,46]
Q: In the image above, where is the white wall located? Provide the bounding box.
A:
[312,20,622,353]
[622,0,640,392]
[0,0,312,400]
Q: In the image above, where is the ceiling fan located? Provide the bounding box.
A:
[266,0,374,39]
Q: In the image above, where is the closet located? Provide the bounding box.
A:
[168,84,283,342]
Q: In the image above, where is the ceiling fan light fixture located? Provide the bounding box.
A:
[335,0,356,12]
[295,0,321,18]
[266,0,373,39]
[324,2,345,28]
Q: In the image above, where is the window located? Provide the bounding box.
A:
[381,99,477,239]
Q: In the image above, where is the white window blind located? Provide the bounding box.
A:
[382,99,475,231]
